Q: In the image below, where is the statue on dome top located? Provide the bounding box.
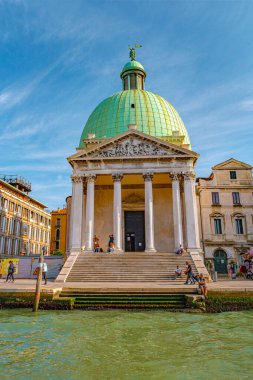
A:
[129,44,142,61]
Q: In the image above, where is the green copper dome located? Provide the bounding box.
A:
[120,60,146,77]
[79,54,191,148]
[79,90,190,148]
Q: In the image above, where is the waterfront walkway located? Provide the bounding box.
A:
[1,278,253,294]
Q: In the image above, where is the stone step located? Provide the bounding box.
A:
[59,292,188,309]
[64,251,198,283]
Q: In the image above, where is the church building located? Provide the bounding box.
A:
[57,48,209,282]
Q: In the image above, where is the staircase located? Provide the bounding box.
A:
[59,290,188,310]
[65,252,198,283]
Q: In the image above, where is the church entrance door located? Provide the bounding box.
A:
[124,211,145,251]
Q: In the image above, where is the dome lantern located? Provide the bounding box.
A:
[120,46,146,90]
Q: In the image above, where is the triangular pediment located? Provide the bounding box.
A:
[212,158,252,170]
[68,129,198,163]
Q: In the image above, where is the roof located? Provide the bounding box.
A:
[0,179,48,210]
[70,128,198,167]
[120,60,146,78]
[212,158,253,170]
[79,90,190,148]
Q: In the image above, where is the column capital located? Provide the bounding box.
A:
[112,173,123,182]
[182,171,196,181]
[86,174,97,184]
[71,175,84,183]
[143,172,154,182]
[169,172,181,181]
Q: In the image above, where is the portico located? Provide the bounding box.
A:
[68,128,201,254]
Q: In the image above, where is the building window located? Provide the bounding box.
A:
[23,208,28,219]
[230,171,237,180]
[56,228,60,241]
[212,192,220,205]
[56,218,61,227]
[55,241,60,250]
[232,192,240,205]
[214,218,222,234]
[235,218,244,234]
[9,202,14,212]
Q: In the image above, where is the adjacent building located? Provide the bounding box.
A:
[197,158,253,273]
[0,176,51,256]
[50,208,67,254]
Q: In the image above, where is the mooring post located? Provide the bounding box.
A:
[32,250,44,312]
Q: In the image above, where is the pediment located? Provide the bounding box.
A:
[69,129,198,163]
[212,158,252,170]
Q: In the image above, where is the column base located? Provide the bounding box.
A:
[84,249,94,253]
[145,248,157,253]
[114,249,124,253]
[186,248,202,254]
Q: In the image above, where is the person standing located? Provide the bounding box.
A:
[227,262,233,279]
[6,261,15,282]
[184,261,195,285]
[108,234,115,252]
[42,261,48,285]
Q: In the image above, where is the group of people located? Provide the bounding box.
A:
[4,260,48,285]
[174,250,208,296]
[93,234,115,253]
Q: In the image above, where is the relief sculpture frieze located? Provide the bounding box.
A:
[93,137,174,158]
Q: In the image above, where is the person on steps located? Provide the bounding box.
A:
[93,235,100,253]
[184,262,195,284]
[198,273,207,297]
[176,244,184,256]
[175,265,182,278]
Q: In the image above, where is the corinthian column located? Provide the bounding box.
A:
[143,173,156,252]
[85,174,96,252]
[112,173,123,252]
[183,172,200,249]
[170,173,183,251]
[70,175,84,251]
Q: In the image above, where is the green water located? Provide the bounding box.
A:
[0,310,252,380]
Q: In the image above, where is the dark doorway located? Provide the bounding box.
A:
[124,211,145,251]
[214,249,228,274]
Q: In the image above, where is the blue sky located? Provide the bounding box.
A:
[0,0,253,210]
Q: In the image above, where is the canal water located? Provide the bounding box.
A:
[0,309,252,380]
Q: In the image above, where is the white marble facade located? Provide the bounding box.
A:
[68,128,201,254]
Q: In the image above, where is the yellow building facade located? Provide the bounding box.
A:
[0,177,51,256]
[50,208,67,254]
